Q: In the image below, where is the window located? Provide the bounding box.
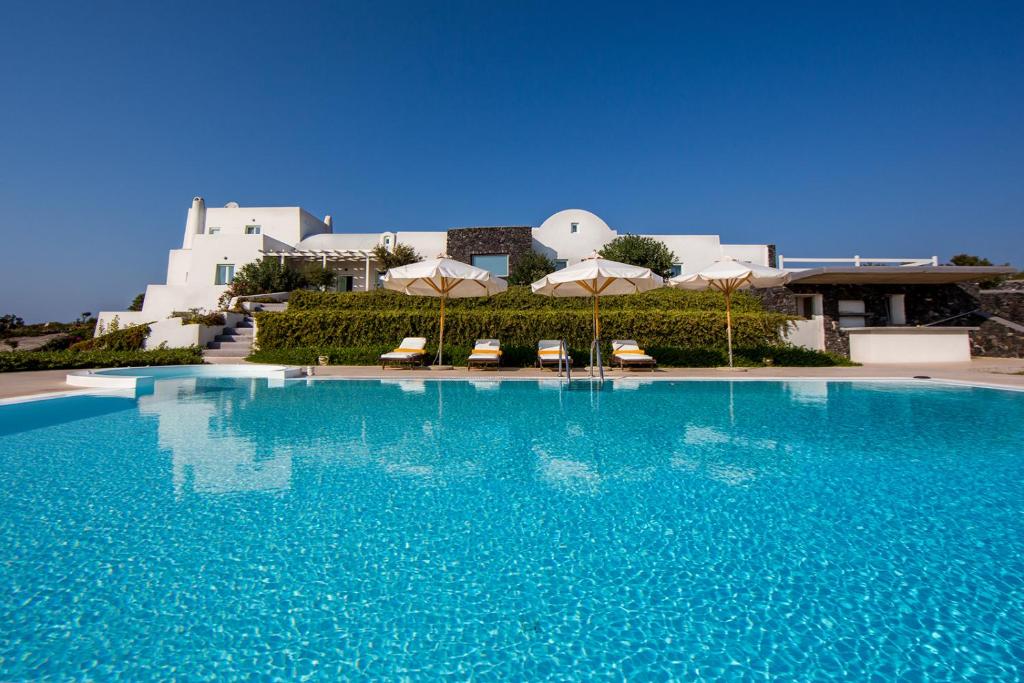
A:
[471,254,509,277]
[887,294,906,325]
[795,295,816,319]
[838,299,866,328]
[554,259,568,270]
[214,264,235,285]
[570,222,579,234]
[670,264,683,278]
[207,227,222,235]
[245,225,261,235]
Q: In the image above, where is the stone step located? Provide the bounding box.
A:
[206,341,253,352]
[221,327,253,337]
[259,303,288,312]
[215,333,250,342]
[203,347,252,358]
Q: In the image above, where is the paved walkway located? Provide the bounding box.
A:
[1,358,1022,401]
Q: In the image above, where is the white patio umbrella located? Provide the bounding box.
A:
[382,257,507,366]
[531,253,662,373]
[669,257,790,367]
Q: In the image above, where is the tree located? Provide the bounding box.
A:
[302,266,337,291]
[598,234,677,279]
[371,242,422,271]
[0,314,24,334]
[948,254,1011,288]
[508,250,556,285]
[128,293,145,311]
[949,254,994,267]
[218,259,310,307]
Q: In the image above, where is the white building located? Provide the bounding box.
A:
[97,197,770,331]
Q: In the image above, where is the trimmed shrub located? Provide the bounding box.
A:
[287,285,765,313]
[171,310,226,326]
[255,309,789,352]
[0,348,203,373]
[70,323,151,352]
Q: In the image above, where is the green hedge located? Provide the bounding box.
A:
[248,344,852,368]
[288,285,765,312]
[0,347,203,373]
[70,323,151,352]
[255,309,789,352]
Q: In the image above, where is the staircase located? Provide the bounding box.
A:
[204,315,254,360]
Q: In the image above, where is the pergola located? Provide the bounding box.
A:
[261,248,376,291]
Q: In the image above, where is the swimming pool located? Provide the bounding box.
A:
[2,378,1022,679]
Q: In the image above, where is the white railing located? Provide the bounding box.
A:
[777,255,938,269]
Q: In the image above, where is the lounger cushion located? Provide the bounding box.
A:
[380,352,423,360]
[615,352,655,362]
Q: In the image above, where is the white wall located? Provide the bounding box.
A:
[533,209,616,263]
[202,206,328,245]
[848,329,973,363]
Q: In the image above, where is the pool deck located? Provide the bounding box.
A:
[1,358,1023,400]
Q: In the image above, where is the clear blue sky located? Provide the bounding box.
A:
[1,1,1021,322]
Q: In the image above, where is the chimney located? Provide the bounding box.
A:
[182,196,207,248]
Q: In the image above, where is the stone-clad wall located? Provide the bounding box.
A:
[446,227,534,275]
[757,283,1024,357]
[980,285,1024,325]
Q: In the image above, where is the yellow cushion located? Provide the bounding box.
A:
[538,349,566,356]
[392,348,425,353]
[615,349,647,355]
[472,349,502,355]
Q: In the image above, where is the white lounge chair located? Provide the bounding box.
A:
[380,337,427,368]
[467,339,501,370]
[611,340,656,371]
[537,339,572,370]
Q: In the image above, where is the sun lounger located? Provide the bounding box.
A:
[467,339,502,370]
[611,340,656,371]
[537,339,572,369]
[380,337,427,368]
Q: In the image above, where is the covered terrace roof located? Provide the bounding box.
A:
[787,266,1015,285]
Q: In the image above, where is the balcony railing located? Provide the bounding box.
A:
[777,255,938,269]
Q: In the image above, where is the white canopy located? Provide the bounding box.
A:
[668,257,790,368]
[669,257,790,291]
[383,258,508,298]
[531,257,662,298]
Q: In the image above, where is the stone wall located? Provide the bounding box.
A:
[979,285,1024,325]
[445,227,534,275]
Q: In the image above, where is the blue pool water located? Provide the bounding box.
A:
[1,378,1023,679]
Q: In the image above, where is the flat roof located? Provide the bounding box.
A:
[787,266,1015,285]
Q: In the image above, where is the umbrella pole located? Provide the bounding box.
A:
[438,294,446,366]
[725,289,734,368]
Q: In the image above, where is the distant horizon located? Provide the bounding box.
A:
[2,1,1021,322]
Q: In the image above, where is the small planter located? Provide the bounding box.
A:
[317,355,329,366]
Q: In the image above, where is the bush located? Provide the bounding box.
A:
[71,323,150,352]
[287,285,765,312]
[255,308,789,352]
[507,251,556,285]
[372,242,422,270]
[0,348,203,373]
[171,309,226,326]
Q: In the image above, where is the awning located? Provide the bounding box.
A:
[786,266,1014,285]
